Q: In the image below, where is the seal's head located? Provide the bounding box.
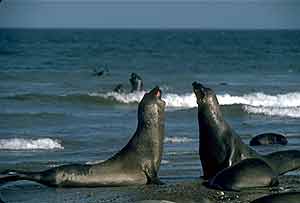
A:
[192,82,218,106]
[138,86,165,128]
[192,82,222,120]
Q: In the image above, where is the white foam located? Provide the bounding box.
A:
[244,106,300,118]
[164,137,195,144]
[90,91,146,104]
[86,160,105,165]
[217,92,300,107]
[0,138,64,150]
[161,160,170,164]
[163,93,197,108]
[93,91,300,117]
[91,91,197,108]
[95,91,300,108]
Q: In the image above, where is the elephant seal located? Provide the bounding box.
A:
[193,82,259,179]
[192,82,300,180]
[250,133,288,146]
[209,158,278,191]
[93,67,109,77]
[251,192,300,203]
[1,86,165,187]
[130,73,144,92]
[113,84,125,93]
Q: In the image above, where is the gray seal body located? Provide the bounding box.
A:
[209,158,278,191]
[251,192,300,203]
[1,87,165,187]
[192,82,300,181]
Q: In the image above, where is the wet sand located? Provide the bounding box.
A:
[1,175,300,203]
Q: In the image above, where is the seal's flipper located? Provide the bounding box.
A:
[0,171,42,185]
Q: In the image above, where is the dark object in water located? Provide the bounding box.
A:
[250,133,288,146]
[93,67,109,77]
[130,73,144,92]
[113,84,125,93]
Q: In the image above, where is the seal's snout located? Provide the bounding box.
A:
[192,82,207,103]
[149,86,162,99]
[192,82,204,91]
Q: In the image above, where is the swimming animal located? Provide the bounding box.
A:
[130,72,144,92]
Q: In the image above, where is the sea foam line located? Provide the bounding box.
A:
[164,136,195,144]
[218,92,300,107]
[93,91,300,108]
[244,106,300,118]
[0,138,64,150]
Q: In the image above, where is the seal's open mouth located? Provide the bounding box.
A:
[192,82,205,101]
[155,89,162,99]
[150,86,162,100]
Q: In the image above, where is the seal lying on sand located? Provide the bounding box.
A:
[250,133,288,146]
[1,87,165,187]
[193,82,300,189]
[209,158,278,191]
[251,192,300,203]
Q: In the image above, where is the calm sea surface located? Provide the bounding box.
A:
[0,29,300,202]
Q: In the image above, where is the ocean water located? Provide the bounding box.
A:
[0,29,300,202]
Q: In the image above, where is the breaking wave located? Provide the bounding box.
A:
[164,137,195,144]
[217,92,300,107]
[0,138,64,150]
[96,91,300,118]
[244,106,300,118]
[3,91,300,117]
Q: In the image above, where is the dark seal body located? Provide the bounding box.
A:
[209,158,278,191]
[1,87,165,187]
[193,82,259,179]
[250,133,288,146]
[192,82,300,181]
[130,73,144,92]
[251,192,300,203]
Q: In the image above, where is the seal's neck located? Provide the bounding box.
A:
[127,108,165,169]
[197,99,226,137]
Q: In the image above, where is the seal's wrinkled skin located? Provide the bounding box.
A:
[1,87,165,187]
[193,82,300,183]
